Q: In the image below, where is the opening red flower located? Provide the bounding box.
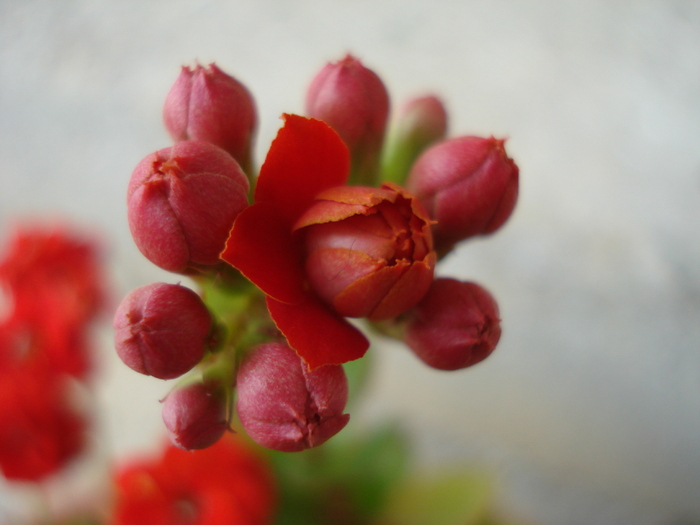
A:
[221,115,371,370]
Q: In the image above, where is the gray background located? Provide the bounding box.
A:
[1,1,699,524]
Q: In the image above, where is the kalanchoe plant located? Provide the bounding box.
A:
[117,55,520,454]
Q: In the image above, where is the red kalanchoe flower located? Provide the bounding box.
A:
[235,342,349,452]
[113,283,215,380]
[111,434,276,525]
[0,226,104,330]
[128,140,249,274]
[404,278,501,370]
[0,365,86,481]
[163,63,258,174]
[222,115,369,369]
[306,55,389,184]
[296,183,436,320]
[0,312,92,378]
[0,226,104,378]
[162,379,230,450]
[406,136,519,254]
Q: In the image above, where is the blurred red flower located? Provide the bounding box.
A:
[0,364,86,481]
[111,434,276,525]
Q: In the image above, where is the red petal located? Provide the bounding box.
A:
[266,296,369,370]
[221,202,306,304]
[255,115,350,225]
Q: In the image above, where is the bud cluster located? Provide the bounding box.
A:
[116,55,519,453]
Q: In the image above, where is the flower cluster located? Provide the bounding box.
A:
[0,226,105,481]
[116,55,518,453]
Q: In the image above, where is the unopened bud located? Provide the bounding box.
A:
[162,379,229,450]
[236,343,349,452]
[381,95,448,185]
[404,278,501,370]
[406,136,519,255]
[113,283,214,380]
[127,140,249,274]
[305,55,389,185]
[163,63,257,174]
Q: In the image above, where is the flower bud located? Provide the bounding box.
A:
[162,379,230,450]
[305,55,389,185]
[381,95,448,185]
[127,140,249,274]
[113,283,214,380]
[406,136,519,255]
[404,278,501,370]
[295,183,436,321]
[163,63,257,174]
[236,342,349,452]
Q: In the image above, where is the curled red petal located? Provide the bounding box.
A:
[266,296,369,370]
[255,115,350,225]
[221,202,306,304]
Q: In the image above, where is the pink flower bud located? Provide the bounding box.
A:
[127,140,249,274]
[163,63,257,174]
[406,136,519,254]
[404,278,501,370]
[235,342,349,452]
[113,283,214,380]
[162,379,229,450]
[381,95,448,185]
[305,55,389,184]
[295,183,436,321]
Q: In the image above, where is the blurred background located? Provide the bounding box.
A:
[1,1,699,523]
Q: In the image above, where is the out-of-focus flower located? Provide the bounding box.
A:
[305,55,389,185]
[222,114,369,369]
[381,95,448,185]
[113,283,215,380]
[236,342,349,452]
[0,226,104,330]
[0,226,104,378]
[111,434,276,525]
[127,140,249,275]
[0,364,86,481]
[162,379,230,451]
[403,278,501,370]
[296,183,435,320]
[0,313,91,378]
[406,136,519,255]
[163,63,258,175]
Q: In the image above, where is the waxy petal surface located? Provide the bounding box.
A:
[221,202,306,304]
[266,296,369,370]
[255,115,350,225]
